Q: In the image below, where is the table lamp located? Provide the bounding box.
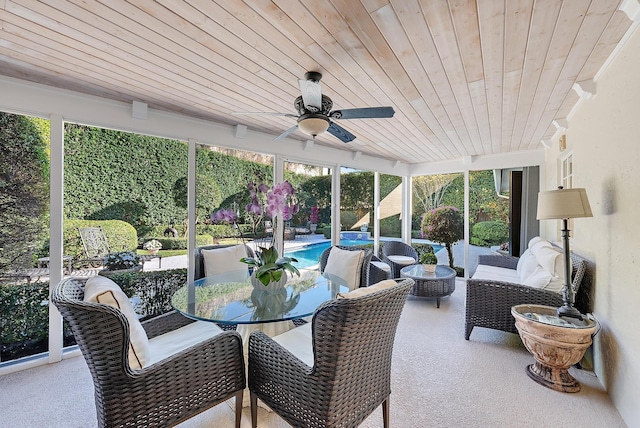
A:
[536,186,593,319]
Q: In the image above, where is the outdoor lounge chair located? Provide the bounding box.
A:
[52,277,246,428]
[77,226,161,270]
[247,278,414,428]
[381,241,418,277]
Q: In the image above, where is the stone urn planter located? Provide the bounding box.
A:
[511,304,598,393]
[422,264,437,272]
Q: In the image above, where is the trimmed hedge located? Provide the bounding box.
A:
[470,221,508,247]
[0,269,189,361]
[150,235,214,250]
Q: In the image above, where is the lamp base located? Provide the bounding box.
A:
[557,304,583,320]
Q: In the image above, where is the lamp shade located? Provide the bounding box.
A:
[537,188,593,220]
[298,117,330,137]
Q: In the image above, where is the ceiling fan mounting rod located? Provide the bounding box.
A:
[304,71,322,82]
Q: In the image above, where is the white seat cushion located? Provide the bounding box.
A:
[324,247,365,290]
[387,255,416,265]
[471,265,520,284]
[83,276,150,370]
[337,279,396,299]
[371,261,391,272]
[147,320,223,366]
[272,322,314,366]
[202,245,247,277]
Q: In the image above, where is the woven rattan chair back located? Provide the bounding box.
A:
[249,278,414,428]
[193,244,255,280]
[319,245,373,288]
[52,278,246,428]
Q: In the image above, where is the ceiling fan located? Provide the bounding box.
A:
[234,71,395,143]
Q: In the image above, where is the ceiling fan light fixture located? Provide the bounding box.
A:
[298,116,330,137]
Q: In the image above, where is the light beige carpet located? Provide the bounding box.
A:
[0,279,627,427]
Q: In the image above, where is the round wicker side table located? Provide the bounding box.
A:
[400,264,456,308]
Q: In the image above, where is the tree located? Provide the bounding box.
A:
[0,112,49,272]
[420,206,464,268]
[172,175,222,235]
[412,174,457,213]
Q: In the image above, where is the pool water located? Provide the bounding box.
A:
[285,240,443,269]
[285,240,371,269]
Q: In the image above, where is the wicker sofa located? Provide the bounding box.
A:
[465,250,587,340]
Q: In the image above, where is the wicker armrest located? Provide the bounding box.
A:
[465,278,563,339]
[142,310,194,339]
[477,254,519,270]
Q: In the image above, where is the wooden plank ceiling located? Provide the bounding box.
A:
[0,1,632,163]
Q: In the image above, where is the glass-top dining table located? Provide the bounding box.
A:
[171,268,349,327]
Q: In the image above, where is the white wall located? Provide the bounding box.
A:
[542,25,640,426]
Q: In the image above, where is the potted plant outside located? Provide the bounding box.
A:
[99,251,142,276]
[142,239,162,255]
[420,252,438,272]
[309,206,319,233]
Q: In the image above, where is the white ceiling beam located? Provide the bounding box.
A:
[572,80,596,100]
[620,0,640,21]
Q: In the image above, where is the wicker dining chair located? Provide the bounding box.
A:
[319,245,373,288]
[52,278,246,428]
[381,241,419,277]
[193,243,255,280]
[248,278,414,428]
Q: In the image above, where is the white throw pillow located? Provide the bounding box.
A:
[528,236,546,249]
[324,247,365,291]
[202,245,247,277]
[517,249,539,283]
[533,245,565,281]
[522,265,553,289]
[83,276,150,369]
[337,279,396,299]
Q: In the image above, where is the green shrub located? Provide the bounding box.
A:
[420,206,464,268]
[63,219,138,259]
[0,280,51,358]
[470,221,508,247]
[155,235,213,250]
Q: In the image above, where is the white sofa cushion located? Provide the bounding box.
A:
[272,322,314,367]
[147,320,223,366]
[472,265,520,284]
[324,247,365,290]
[202,245,247,277]
[83,276,150,369]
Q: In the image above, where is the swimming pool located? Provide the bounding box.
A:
[285,240,443,269]
[285,240,372,269]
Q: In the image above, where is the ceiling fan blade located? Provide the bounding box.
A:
[232,111,298,118]
[329,106,395,120]
[327,122,356,143]
[274,125,299,141]
[298,79,322,112]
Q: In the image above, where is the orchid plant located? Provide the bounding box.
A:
[210,180,301,286]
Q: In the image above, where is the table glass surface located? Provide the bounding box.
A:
[171,269,349,325]
[401,264,455,279]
